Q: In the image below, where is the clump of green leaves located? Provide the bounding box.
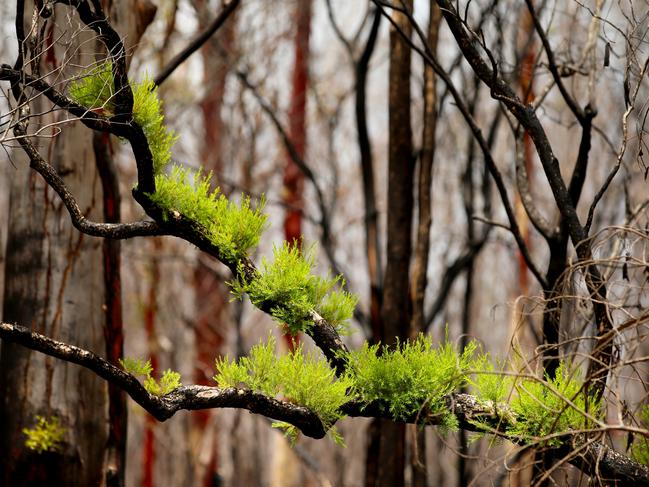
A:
[68,62,115,110]
[23,416,65,453]
[119,357,182,396]
[68,61,177,175]
[148,166,267,261]
[469,354,515,404]
[132,76,178,174]
[345,334,477,431]
[70,62,266,261]
[506,363,600,446]
[214,335,353,443]
[632,405,649,466]
[229,242,357,334]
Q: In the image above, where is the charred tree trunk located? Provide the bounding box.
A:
[95,132,127,487]
[282,0,312,351]
[410,4,441,487]
[366,3,414,487]
[0,7,108,484]
[356,9,383,342]
[0,2,154,485]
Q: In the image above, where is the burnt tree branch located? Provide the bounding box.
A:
[372,0,547,289]
[0,322,326,438]
[1,321,647,485]
[13,123,165,239]
[432,0,614,395]
[153,0,240,87]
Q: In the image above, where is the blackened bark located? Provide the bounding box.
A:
[3,319,649,485]
[433,0,612,399]
[382,2,414,349]
[410,4,441,486]
[356,9,383,342]
[0,9,108,484]
[367,3,414,487]
[410,2,440,338]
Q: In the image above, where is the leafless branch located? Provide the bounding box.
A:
[372,0,547,289]
[153,0,240,87]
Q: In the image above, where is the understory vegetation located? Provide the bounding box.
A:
[22,416,66,454]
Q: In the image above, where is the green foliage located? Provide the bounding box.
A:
[68,62,115,110]
[229,242,357,334]
[148,166,267,261]
[318,283,359,335]
[23,416,65,453]
[119,357,153,377]
[469,354,514,404]
[467,356,519,438]
[470,360,602,444]
[214,335,353,443]
[144,370,183,396]
[132,75,178,174]
[632,405,649,466]
[119,357,182,396]
[345,334,477,430]
[506,363,600,446]
[69,63,266,262]
[214,332,601,449]
[68,61,177,175]
[64,56,610,457]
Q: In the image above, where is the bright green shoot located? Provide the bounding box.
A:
[23,416,66,454]
[70,61,267,259]
[345,334,477,431]
[631,405,649,466]
[214,335,352,444]
[144,370,183,397]
[68,62,115,111]
[119,357,182,396]
[229,242,357,334]
[68,61,177,175]
[132,76,178,175]
[148,165,267,261]
[470,358,602,444]
[469,354,514,404]
[506,363,600,446]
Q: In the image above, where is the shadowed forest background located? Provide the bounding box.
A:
[1,0,649,486]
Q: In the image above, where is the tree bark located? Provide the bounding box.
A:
[366,3,414,487]
[0,2,154,485]
[410,4,441,486]
[0,6,107,483]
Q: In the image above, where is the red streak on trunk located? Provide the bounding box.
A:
[283,0,312,351]
[517,5,536,295]
[95,131,127,487]
[142,415,155,487]
[142,240,160,487]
